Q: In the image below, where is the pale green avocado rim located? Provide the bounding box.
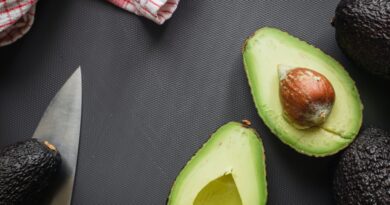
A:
[243,27,363,157]
[167,121,267,205]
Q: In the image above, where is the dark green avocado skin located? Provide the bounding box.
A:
[333,0,390,79]
[333,128,390,205]
[0,139,61,205]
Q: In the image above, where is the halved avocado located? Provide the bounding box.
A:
[243,27,363,157]
[167,121,267,205]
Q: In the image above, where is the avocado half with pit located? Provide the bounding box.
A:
[167,121,267,205]
[243,27,363,157]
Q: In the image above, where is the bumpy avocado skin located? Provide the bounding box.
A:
[333,0,390,78]
[0,139,61,205]
[333,128,390,205]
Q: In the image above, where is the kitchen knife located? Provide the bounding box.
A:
[32,67,82,205]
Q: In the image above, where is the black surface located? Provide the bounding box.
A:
[0,0,389,204]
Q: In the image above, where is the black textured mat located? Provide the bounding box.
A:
[1,0,390,204]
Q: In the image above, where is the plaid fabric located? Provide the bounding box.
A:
[0,0,37,46]
[108,0,179,25]
[0,0,179,46]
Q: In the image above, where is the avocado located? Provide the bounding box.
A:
[167,121,267,205]
[333,128,390,204]
[243,27,363,157]
[333,0,390,79]
[0,139,61,204]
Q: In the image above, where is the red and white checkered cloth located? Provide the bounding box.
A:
[0,0,36,46]
[0,0,179,46]
[108,0,179,25]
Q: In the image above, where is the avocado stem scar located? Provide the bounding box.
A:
[242,119,252,127]
[44,141,57,152]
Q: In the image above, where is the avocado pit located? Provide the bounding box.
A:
[278,65,335,129]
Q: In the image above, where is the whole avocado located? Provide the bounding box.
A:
[333,128,390,205]
[0,139,61,205]
[333,0,390,78]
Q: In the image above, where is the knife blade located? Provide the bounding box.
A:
[32,67,82,205]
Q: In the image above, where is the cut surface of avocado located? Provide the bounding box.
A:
[194,174,242,205]
[167,122,267,205]
[243,27,363,157]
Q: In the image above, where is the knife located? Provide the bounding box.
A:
[32,67,82,205]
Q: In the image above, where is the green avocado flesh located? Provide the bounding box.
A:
[167,122,267,205]
[243,27,363,157]
[194,174,242,205]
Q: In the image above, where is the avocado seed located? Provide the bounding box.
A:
[278,65,335,129]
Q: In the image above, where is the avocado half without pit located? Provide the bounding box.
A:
[0,139,61,204]
[243,27,363,157]
[167,121,267,205]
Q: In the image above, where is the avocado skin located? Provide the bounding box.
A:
[333,128,390,205]
[0,139,61,205]
[334,0,390,79]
